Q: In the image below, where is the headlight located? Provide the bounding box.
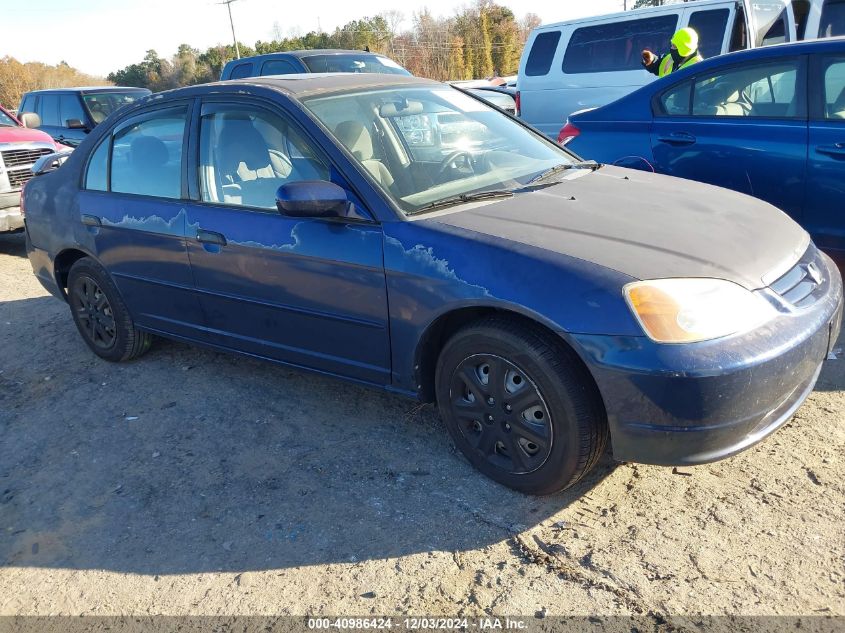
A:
[624,278,777,344]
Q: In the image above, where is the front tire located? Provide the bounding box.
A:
[67,257,152,362]
[435,317,607,495]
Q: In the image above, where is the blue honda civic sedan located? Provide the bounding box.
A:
[24,73,843,494]
[563,38,845,258]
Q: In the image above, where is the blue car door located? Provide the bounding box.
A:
[77,102,206,339]
[805,53,845,254]
[183,99,391,385]
[650,56,808,223]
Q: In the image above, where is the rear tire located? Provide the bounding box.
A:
[435,317,607,495]
[67,257,152,362]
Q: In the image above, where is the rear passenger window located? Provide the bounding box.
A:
[687,9,730,59]
[85,138,109,191]
[525,31,561,76]
[563,15,679,74]
[691,60,801,118]
[229,63,253,79]
[822,58,845,119]
[110,108,187,199]
[820,0,845,37]
[39,94,60,127]
[261,59,298,75]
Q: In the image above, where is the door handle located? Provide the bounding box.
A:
[81,214,101,227]
[196,229,227,246]
[816,144,845,158]
[657,132,697,145]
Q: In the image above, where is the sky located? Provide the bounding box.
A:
[2,0,629,77]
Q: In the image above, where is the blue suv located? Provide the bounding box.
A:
[220,50,410,80]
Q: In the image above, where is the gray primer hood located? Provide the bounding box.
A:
[431,166,809,290]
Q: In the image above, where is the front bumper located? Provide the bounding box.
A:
[0,191,24,232]
[573,250,843,466]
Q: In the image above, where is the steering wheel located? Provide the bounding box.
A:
[437,150,476,179]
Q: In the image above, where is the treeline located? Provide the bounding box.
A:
[108,1,541,91]
[0,57,106,110]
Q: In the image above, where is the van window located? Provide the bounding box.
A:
[820,0,845,37]
[261,59,298,75]
[688,9,730,59]
[753,1,789,46]
[562,15,679,74]
[525,31,561,76]
[729,4,748,51]
[792,0,811,39]
[229,63,254,79]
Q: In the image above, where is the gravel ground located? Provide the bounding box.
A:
[0,231,843,621]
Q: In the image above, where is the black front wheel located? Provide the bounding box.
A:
[435,317,608,495]
[67,257,152,362]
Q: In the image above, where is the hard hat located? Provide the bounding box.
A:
[671,28,699,57]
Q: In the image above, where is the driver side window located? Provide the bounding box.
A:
[199,104,329,210]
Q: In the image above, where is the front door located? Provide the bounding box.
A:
[183,100,391,385]
[651,56,808,222]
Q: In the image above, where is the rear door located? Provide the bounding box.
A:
[77,102,205,338]
[805,53,845,253]
[35,93,63,143]
[650,55,808,222]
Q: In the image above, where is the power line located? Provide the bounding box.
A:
[217,0,243,59]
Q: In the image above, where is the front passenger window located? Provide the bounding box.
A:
[198,106,329,210]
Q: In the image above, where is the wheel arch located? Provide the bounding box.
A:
[413,304,602,407]
[53,247,96,300]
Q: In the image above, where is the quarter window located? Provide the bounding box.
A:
[85,138,109,191]
[823,58,845,119]
[110,108,187,199]
[525,31,561,77]
[660,81,693,116]
[562,15,678,74]
[198,105,329,210]
[229,63,254,79]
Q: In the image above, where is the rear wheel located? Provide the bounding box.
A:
[67,257,152,362]
[435,317,607,495]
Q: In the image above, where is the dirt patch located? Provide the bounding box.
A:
[0,232,843,618]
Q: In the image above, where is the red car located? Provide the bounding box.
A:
[0,104,68,233]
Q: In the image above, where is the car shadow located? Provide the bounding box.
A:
[0,295,616,575]
[0,231,26,257]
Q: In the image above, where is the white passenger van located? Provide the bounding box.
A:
[517,0,844,137]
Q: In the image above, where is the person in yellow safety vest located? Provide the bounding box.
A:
[641,27,703,78]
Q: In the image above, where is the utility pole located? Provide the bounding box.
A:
[218,0,241,59]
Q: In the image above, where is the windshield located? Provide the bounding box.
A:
[303,86,574,214]
[301,54,411,75]
[0,108,17,127]
[82,91,149,124]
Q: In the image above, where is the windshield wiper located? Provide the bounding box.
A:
[411,189,514,215]
[527,160,600,186]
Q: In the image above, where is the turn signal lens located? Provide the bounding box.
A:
[557,121,580,145]
[624,278,777,344]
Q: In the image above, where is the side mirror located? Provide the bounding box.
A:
[19,112,41,129]
[66,119,88,130]
[276,180,350,218]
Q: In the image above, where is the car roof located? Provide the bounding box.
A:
[536,0,736,31]
[24,86,151,95]
[230,50,393,63]
[209,72,438,98]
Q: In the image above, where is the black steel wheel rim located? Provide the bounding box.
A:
[449,354,553,475]
[71,275,117,350]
